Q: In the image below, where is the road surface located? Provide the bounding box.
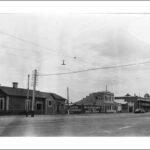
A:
[0,113,150,136]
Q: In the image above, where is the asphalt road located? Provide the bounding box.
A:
[0,113,150,136]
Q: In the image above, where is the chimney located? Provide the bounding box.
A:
[12,82,18,88]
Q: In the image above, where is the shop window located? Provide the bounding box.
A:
[0,98,4,110]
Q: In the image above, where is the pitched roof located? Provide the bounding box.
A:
[0,86,66,101]
[50,93,66,100]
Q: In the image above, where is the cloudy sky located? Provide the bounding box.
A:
[1,13,150,102]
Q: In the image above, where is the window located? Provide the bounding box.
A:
[0,98,4,110]
[48,100,52,107]
[37,103,42,110]
[107,96,109,101]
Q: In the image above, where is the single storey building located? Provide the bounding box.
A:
[0,82,66,115]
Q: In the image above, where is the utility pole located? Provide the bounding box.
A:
[106,85,107,92]
[26,74,30,117]
[139,92,140,109]
[31,69,37,117]
[67,87,70,115]
[27,74,30,99]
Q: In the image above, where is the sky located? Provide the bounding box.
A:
[1,13,150,102]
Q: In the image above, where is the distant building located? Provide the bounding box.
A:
[0,82,66,115]
[114,99,128,113]
[144,93,150,100]
[115,94,150,112]
[70,91,116,113]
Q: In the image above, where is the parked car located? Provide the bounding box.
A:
[135,108,145,113]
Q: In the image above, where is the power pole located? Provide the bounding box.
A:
[27,74,30,100]
[106,85,107,92]
[31,69,37,117]
[67,87,70,115]
[139,92,140,109]
[26,74,30,117]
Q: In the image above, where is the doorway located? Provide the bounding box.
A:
[129,106,133,112]
[56,102,60,114]
[36,102,44,114]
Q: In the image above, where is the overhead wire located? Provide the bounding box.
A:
[38,60,150,76]
[1,18,150,78]
[0,30,97,68]
[0,45,92,72]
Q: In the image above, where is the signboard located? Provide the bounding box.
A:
[70,105,82,113]
[70,105,101,113]
[84,105,100,113]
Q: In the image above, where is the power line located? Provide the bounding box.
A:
[0,31,96,67]
[0,31,69,57]
[38,60,150,76]
[1,45,96,70]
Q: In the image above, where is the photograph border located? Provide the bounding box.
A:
[0,1,150,149]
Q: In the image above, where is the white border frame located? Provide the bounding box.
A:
[0,1,150,149]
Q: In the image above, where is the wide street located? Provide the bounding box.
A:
[0,113,150,136]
